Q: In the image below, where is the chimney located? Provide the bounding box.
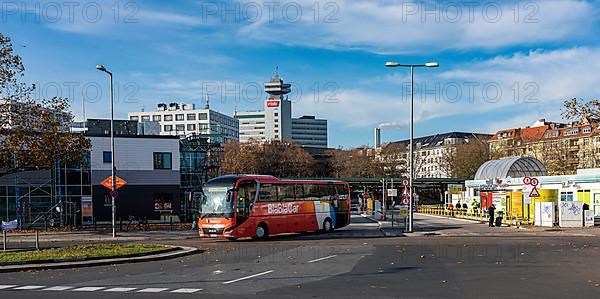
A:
[374,128,381,148]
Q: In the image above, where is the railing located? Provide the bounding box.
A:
[417,205,533,226]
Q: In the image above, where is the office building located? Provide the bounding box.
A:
[236,68,328,148]
[128,100,239,143]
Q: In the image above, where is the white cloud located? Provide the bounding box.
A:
[234,0,596,53]
[294,47,600,128]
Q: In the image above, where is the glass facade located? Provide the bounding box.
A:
[0,156,92,227]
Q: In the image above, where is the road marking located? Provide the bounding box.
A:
[0,285,17,290]
[308,255,337,263]
[222,270,274,285]
[13,285,45,290]
[170,288,203,293]
[44,286,74,291]
[137,288,169,293]
[104,287,137,292]
[72,287,106,292]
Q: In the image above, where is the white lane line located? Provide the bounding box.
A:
[72,287,106,292]
[222,270,274,285]
[44,286,74,291]
[0,285,17,290]
[307,255,337,263]
[170,288,203,293]
[13,285,46,290]
[104,287,137,292]
[137,288,169,293]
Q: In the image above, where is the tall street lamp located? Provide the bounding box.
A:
[385,61,439,233]
[96,64,117,238]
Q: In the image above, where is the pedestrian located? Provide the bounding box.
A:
[488,204,496,227]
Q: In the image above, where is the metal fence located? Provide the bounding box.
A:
[418,205,533,226]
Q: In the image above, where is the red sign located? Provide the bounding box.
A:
[101,176,127,190]
[266,100,280,107]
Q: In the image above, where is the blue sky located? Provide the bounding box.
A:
[3,0,600,148]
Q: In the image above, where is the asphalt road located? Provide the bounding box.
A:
[2,215,600,298]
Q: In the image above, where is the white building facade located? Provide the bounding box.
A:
[236,69,328,148]
[128,102,239,143]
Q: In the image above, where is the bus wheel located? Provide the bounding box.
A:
[255,224,269,240]
[322,218,334,233]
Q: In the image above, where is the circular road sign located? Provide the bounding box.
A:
[402,198,410,205]
[523,176,532,185]
[402,178,409,186]
[110,190,119,198]
[530,178,539,187]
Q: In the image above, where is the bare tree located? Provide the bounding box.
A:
[440,141,490,178]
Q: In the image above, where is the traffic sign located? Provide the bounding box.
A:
[523,176,532,185]
[387,189,398,197]
[402,178,409,186]
[530,178,539,187]
[101,176,127,190]
[529,187,541,198]
[402,198,410,205]
[110,190,119,198]
[399,207,409,218]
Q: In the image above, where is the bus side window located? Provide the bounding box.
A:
[237,181,257,215]
[295,184,305,201]
[335,184,349,201]
[277,184,295,201]
[259,184,277,202]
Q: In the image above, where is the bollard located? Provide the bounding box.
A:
[35,231,39,250]
[2,230,6,251]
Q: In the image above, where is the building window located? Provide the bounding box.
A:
[583,127,592,134]
[153,152,172,170]
[187,113,196,121]
[164,115,173,121]
[176,114,184,121]
[274,119,278,123]
[199,113,208,120]
[141,115,150,121]
[164,125,173,132]
[274,113,279,116]
[153,115,162,121]
[129,116,139,121]
[176,124,185,131]
[187,124,196,131]
[103,151,111,163]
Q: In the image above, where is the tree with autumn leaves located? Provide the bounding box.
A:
[222,140,316,177]
[0,33,90,175]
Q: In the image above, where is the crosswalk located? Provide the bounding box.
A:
[0,285,202,294]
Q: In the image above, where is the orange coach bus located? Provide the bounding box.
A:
[193,175,351,240]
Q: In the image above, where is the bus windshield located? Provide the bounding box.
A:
[200,184,235,218]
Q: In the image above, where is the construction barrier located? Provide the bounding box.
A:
[417,205,533,226]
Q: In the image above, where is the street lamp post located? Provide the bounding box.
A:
[385,61,439,233]
[96,64,117,238]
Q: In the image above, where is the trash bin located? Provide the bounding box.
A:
[495,211,504,227]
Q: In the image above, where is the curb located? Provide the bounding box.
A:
[0,245,200,273]
[364,216,405,237]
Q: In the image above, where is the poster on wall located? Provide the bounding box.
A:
[559,201,584,227]
[492,193,506,212]
[81,196,93,225]
[584,210,595,227]
[534,202,554,227]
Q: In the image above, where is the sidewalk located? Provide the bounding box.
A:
[363,213,406,237]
